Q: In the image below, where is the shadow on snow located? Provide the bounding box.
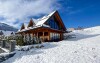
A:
[66,33,100,41]
[3,43,58,63]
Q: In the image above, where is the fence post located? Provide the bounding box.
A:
[1,39,6,48]
[10,40,16,52]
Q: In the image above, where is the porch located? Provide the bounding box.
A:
[17,27,64,43]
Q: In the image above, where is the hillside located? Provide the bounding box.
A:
[3,26,100,63]
[0,23,18,32]
[0,23,18,36]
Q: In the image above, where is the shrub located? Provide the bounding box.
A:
[15,34,24,46]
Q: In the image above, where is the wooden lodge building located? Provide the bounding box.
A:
[17,11,67,43]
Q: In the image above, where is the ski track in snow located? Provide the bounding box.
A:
[3,26,100,63]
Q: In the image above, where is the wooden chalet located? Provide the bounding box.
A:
[17,11,67,43]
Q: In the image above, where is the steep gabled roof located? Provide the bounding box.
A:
[27,18,35,27]
[36,11,56,26]
[36,10,66,31]
[19,10,66,32]
[20,23,25,30]
[53,11,66,31]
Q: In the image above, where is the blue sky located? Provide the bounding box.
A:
[0,0,100,29]
[58,0,100,28]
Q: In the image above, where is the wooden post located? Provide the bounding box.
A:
[48,32,50,41]
[10,40,16,52]
[60,33,63,41]
[1,39,6,48]
[21,34,24,44]
[23,34,26,43]
[37,32,38,38]
[29,34,31,43]
[43,32,44,42]
[54,32,56,42]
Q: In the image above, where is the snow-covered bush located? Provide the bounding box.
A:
[18,45,44,51]
[0,35,5,40]
[15,34,24,46]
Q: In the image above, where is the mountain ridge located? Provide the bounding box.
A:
[0,23,18,32]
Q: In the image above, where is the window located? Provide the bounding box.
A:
[44,32,48,36]
[38,32,43,36]
[47,17,59,30]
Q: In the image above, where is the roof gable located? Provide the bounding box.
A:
[27,18,35,27]
[19,10,66,31]
[53,11,66,31]
[44,11,66,31]
[36,11,56,26]
[20,23,25,30]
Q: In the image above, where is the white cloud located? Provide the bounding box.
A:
[0,0,60,28]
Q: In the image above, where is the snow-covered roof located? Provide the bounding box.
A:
[24,23,28,29]
[36,11,56,26]
[18,11,56,32]
[18,24,50,32]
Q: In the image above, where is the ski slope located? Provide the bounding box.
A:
[3,26,100,63]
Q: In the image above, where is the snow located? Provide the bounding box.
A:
[0,47,9,52]
[18,24,50,32]
[19,24,60,33]
[0,30,14,36]
[17,11,56,32]
[36,11,56,26]
[3,26,100,63]
[36,17,49,26]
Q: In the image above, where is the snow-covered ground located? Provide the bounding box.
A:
[3,26,100,63]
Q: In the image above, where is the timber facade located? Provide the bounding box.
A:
[17,11,67,43]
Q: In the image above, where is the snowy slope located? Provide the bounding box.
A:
[3,26,100,63]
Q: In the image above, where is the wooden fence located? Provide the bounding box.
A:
[0,39,16,52]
